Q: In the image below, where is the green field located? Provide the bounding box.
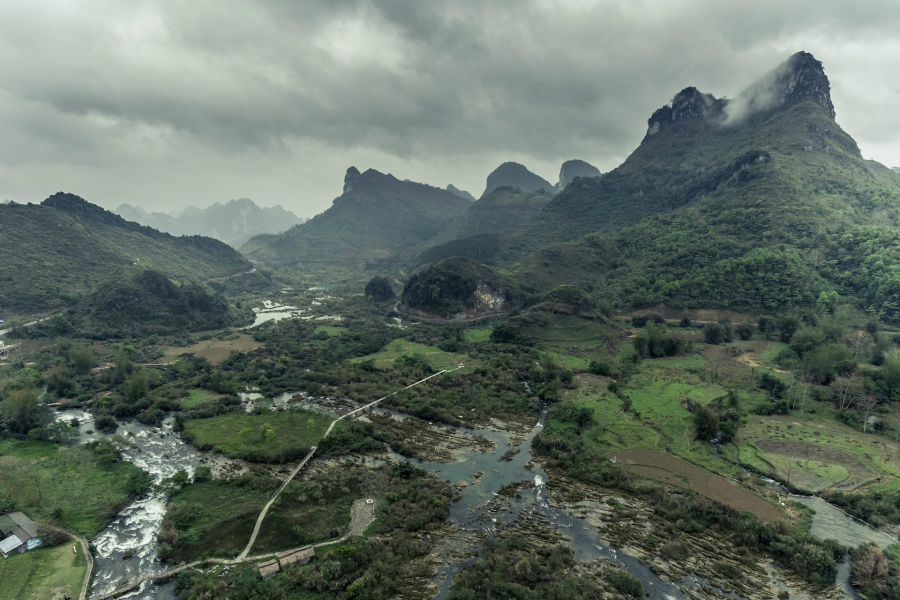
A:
[552,351,755,474]
[0,542,87,600]
[162,480,271,562]
[0,440,152,537]
[462,327,493,342]
[349,339,470,372]
[180,389,223,408]
[182,410,333,461]
[313,325,344,337]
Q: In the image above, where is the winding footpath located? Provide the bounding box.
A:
[91,366,462,599]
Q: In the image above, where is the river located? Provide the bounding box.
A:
[57,410,202,600]
[403,410,686,599]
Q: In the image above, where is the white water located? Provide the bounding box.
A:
[56,411,202,600]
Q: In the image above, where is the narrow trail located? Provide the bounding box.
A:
[237,366,463,559]
[90,366,465,598]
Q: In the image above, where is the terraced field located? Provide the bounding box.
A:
[733,410,900,492]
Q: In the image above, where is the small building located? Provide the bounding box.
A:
[0,512,42,557]
[256,558,280,579]
[277,545,314,568]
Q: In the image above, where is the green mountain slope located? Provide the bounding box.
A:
[409,188,553,266]
[0,193,250,315]
[241,167,472,264]
[71,268,250,338]
[504,52,900,321]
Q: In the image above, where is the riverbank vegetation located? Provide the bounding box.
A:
[0,439,152,537]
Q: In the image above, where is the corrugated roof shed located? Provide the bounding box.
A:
[256,559,280,580]
[7,513,38,539]
[277,545,314,568]
[0,534,24,556]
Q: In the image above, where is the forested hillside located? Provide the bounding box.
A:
[502,52,900,322]
[0,193,250,315]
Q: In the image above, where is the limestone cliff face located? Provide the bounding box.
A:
[557,159,601,190]
[343,166,361,193]
[469,281,507,316]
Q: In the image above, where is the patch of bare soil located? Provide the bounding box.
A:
[612,449,784,522]
[162,334,263,365]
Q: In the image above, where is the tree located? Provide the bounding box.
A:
[859,396,880,433]
[831,377,862,412]
[776,315,800,342]
[260,423,275,443]
[693,404,719,441]
[735,321,754,340]
[126,371,149,403]
[307,418,316,431]
[0,388,48,435]
[364,276,395,302]
[703,322,729,344]
[850,543,889,592]
[68,343,95,373]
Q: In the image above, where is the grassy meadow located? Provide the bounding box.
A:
[181,410,333,461]
[0,542,87,600]
[0,440,152,537]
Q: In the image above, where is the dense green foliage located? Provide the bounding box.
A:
[0,193,249,315]
[403,257,508,316]
[363,276,395,301]
[447,536,603,599]
[67,268,251,338]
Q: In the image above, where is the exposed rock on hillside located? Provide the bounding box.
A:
[401,257,509,319]
[557,160,601,190]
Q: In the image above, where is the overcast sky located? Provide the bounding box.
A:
[1,1,898,217]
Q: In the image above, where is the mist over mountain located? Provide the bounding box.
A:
[445,184,476,202]
[498,51,900,322]
[115,198,304,246]
[893,167,900,174]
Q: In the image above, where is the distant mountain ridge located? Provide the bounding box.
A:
[241,167,472,263]
[115,198,304,246]
[0,193,250,314]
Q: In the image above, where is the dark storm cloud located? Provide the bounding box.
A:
[0,1,899,213]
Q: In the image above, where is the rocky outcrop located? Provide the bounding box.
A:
[343,166,361,193]
[482,162,553,197]
[646,51,836,137]
[557,159,601,190]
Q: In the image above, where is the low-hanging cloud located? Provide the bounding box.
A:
[0,0,899,214]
